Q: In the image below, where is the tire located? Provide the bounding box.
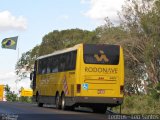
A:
[61,93,66,110]
[61,93,74,111]
[36,93,43,107]
[55,93,61,109]
[38,103,43,107]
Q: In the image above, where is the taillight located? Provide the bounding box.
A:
[120,85,124,94]
[77,84,81,93]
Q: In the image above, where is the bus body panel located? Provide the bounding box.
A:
[32,44,124,108]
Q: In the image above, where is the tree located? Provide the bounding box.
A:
[119,0,160,93]
[5,85,18,102]
[37,29,98,56]
[96,0,160,94]
[15,51,33,81]
[15,29,98,81]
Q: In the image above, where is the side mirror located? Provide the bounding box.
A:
[30,72,33,81]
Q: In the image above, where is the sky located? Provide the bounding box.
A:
[0,0,125,93]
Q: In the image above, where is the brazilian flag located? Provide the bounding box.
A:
[1,36,18,50]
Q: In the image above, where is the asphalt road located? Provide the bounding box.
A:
[0,101,108,120]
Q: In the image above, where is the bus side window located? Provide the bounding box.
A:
[33,71,36,90]
[65,53,70,71]
[32,61,37,90]
[38,60,42,74]
[70,51,77,70]
[41,59,46,74]
[51,56,58,73]
[50,56,53,73]
[58,54,65,72]
[47,57,51,74]
[34,61,37,72]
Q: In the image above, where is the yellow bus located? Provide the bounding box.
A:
[31,44,124,113]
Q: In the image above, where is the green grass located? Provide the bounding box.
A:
[113,95,160,114]
[18,96,33,103]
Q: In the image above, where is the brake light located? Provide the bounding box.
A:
[77,84,81,93]
[120,85,124,94]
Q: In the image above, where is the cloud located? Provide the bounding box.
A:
[81,0,125,24]
[0,71,16,80]
[0,71,17,92]
[0,71,31,94]
[0,11,27,31]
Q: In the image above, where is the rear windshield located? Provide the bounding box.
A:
[83,44,120,65]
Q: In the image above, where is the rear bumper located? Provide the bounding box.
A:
[75,96,123,104]
[75,97,123,104]
[32,95,123,107]
[66,96,123,107]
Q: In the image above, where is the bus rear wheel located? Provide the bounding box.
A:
[61,93,66,110]
[36,93,43,107]
[55,93,61,109]
[61,93,74,111]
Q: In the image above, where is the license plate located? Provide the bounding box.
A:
[97,89,105,94]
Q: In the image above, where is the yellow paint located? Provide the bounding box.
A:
[21,88,33,97]
[0,85,4,101]
[2,39,16,47]
[94,50,109,62]
[34,44,124,101]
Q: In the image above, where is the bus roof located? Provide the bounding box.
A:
[37,44,82,60]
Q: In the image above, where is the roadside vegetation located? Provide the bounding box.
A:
[4,84,32,103]
[114,94,160,114]
[13,0,160,114]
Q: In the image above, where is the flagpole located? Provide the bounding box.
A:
[17,48,19,60]
[16,37,19,94]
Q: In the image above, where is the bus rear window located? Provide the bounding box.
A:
[83,44,120,65]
